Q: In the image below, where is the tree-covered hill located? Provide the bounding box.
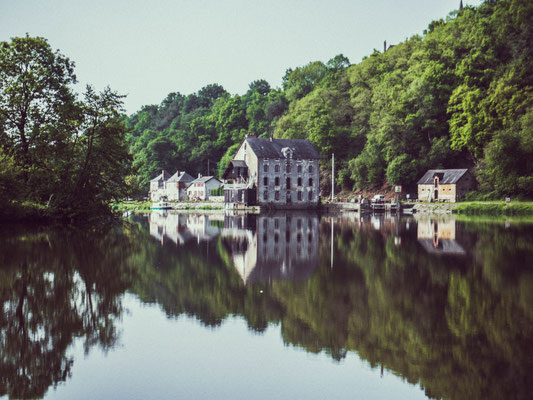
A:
[126,0,532,198]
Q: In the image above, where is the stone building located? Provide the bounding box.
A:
[149,170,194,201]
[165,171,194,201]
[149,170,172,201]
[222,136,321,208]
[417,169,476,202]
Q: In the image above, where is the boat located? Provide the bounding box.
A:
[150,201,173,210]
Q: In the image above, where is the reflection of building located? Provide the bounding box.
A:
[222,213,319,284]
[417,218,466,255]
[149,212,220,245]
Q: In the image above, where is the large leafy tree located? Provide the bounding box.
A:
[0,35,133,219]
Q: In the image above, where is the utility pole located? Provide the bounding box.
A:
[331,153,335,202]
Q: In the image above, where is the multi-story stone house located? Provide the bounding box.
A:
[222,136,321,208]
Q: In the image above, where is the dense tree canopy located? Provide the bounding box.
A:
[0,35,133,220]
[126,0,532,198]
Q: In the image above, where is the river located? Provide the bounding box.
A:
[1,212,532,399]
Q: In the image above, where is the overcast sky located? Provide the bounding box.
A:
[1,0,483,114]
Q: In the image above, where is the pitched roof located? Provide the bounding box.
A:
[150,170,171,182]
[167,171,194,183]
[417,169,469,185]
[188,175,222,185]
[245,137,320,159]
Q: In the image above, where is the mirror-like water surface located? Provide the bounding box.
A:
[1,212,532,399]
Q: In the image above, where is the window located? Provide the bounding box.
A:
[298,177,302,186]
[308,190,313,200]
[263,219,268,229]
[309,178,313,186]
[264,177,268,186]
[274,218,279,229]
[275,177,280,186]
[286,177,291,188]
[297,165,302,173]
[297,219,302,229]
[275,164,280,172]
[264,164,268,172]
[297,191,302,201]
[286,164,291,173]
[309,165,313,173]
[263,191,268,200]
[275,191,280,200]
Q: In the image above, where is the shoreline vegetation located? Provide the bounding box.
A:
[109,200,533,217]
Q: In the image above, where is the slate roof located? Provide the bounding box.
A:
[245,138,320,159]
[229,160,247,168]
[150,170,171,182]
[167,171,194,183]
[189,176,221,185]
[417,169,469,185]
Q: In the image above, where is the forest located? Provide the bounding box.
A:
[126,0,532,198]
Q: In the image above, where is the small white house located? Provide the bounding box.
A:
[149,170,171,201]
[187,175,223,201]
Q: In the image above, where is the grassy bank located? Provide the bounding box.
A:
[453,201,533,216]
[111,201,152,213]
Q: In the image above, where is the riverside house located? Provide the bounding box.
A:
[149,170,194,201]
[186,175,223,201]
[417,169,476,202]
[222,135,320,208]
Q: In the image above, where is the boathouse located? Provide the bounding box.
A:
[222,136,320,208]
[417,169,475,202]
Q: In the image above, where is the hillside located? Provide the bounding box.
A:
[126,0,533,198]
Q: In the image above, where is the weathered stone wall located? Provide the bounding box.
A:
[257,158,319,208]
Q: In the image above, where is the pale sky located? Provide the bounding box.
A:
[1,0,483,114]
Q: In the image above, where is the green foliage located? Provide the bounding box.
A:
[0,36,133,221]
[125,0,532,198]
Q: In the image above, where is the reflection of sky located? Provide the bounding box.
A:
[45,294,427,400]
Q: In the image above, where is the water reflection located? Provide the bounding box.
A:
[417,217,466,255]
[2,214,533,399]
[0,225,135,399]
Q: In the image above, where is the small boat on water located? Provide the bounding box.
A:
[150,201,173,210]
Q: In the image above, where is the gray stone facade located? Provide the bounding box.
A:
[223,136,321,208]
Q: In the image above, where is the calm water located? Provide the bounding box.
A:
[1,212,533,400]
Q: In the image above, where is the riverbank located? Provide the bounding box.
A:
[411,201,533,216]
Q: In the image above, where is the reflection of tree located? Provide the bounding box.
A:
[124,215,533,400]
[0,225,136,399]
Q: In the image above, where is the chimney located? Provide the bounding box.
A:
[198,173,202,178]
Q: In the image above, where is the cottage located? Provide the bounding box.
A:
[222,136,321,208]
[186,175,223,201]
[165,171,194,201]
[417,169,475,202]
[149,170,172,201]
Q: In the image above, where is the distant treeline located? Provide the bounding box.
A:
[126,0,533,198]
